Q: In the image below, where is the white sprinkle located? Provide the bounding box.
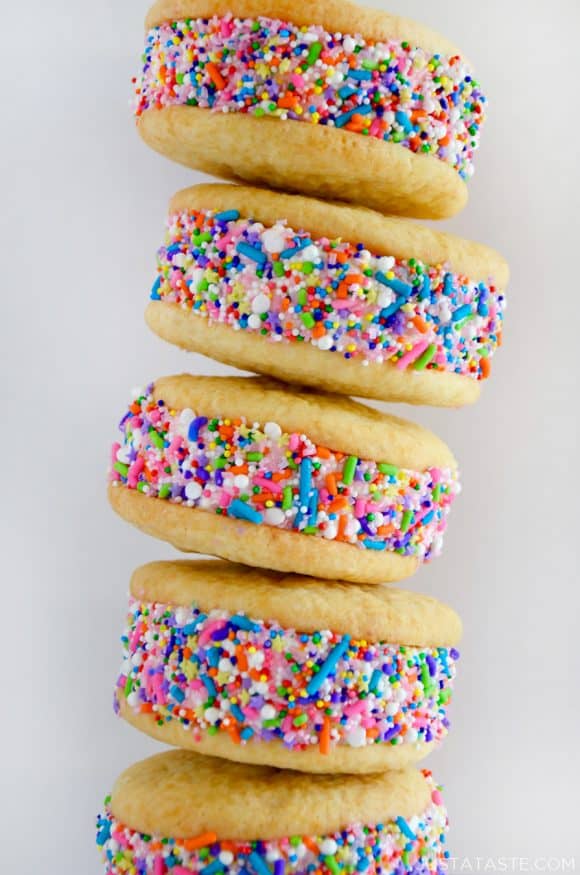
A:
[252,293,271,314]
[346,726,367,748]
[264,508,286,526]
[248,313,262,330]
[219,852,234,866]
[262,227,287,253]
[185,481,202,501]
[234,474,249,491]
[320,839,338,856]
[261,704,277,720]
[317,335,333,351]
[264,421,282,440]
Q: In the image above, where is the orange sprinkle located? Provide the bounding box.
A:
[316,446,331,459]
[329,496,348,513]
[325,473,338,496]
[229,464,249,475]
[277,93,298,109]
[412,315,429,334]
[480,357,492,379]
[303,837,320,854]
[206,62,226,90]
[236,645,248,672]
[337,515,348,540]
[320,716,331,755]
[227,724,241,745]
[183,833,218,852]
[140,702,154,714]
[312,323,326,339]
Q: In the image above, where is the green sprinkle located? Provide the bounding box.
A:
[413,344,437,371]
[263,718,282,729]
[273,261,285,277]
[432,484,442,502]
[301,312,316,329]
[378,463,399,477]
[137,482,148,494]
[342,455,358,485]
[158,484,171,499]
[303,526,318,535]
[293,714,308,727]
[297,288,308,306]
[305,41,323,67]
[302,261,315,275]
[149,429,165,450]
[282,486,294,510]
[400,510,413,532]
[246,452,263,462]
[113,461,129,477]
[124,676,133,698]
[325,857,341,875]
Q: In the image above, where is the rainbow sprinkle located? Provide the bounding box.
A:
[109,387,459,560]
[97,771,449,874]
[117,596,459,754]
[134,15,486,179]
[153,209,504,380]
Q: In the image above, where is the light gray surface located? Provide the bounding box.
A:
[1,0,579,868]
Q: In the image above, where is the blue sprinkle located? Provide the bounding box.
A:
[363,539,387,551]
[188,416,208,442]
[395,110,413,133]
[306,636,351,696]
[236,241,267,265]
[280,238,312,260]
[201,862,225,875]
[421,510,435,526]
[396,817,417,841]
[299,458,313,506]
[308,488,319,526]
[444,272,455,295]
[369,668,384,694]
[230,614,261,632]
[478,283,490,316]
[170,684,185,703]
[228,499,263,525]
[200,675,217,697]
[230,703,246,723]
[338,85,357,99]
[274,862,285,875]
[181,614,206,636]
[376,272,413,298]
[349,69,373,81]
[452,304,473,323]
[241,726,255,740]
[419,275,431,301]
[249,851,272,875]
[214,210,240,222]
[150,276,162,300]
[357,859,370,872]
[380,298,407,319]
[334,104,372,127]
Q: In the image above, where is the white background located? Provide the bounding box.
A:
[1,0,579,869]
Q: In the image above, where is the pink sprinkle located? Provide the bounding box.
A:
[291,73,305,89]
[355,499,366,518]
[220,17,233,37]
[289,434,300,451]
[128,457,144,489]
[432,789,444,806]
[369,117,383,137]
[255,476,282,494]
[345,699,367,718]
[154,856,165,875]
[396,339,430,370]
[130,623,143,651]
[198,619,227,646]
[116,674,127,691]
[111,442,121,464]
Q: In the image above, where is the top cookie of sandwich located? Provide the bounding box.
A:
[134,0,487,219]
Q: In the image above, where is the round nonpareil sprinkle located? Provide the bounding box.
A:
[109,387,460,560]
[134,15,486,179]
[153,209,504,380]
[117,597,459,753]
[97,770,449,874]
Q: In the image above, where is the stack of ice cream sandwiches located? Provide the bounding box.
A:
[97,2,508,872]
